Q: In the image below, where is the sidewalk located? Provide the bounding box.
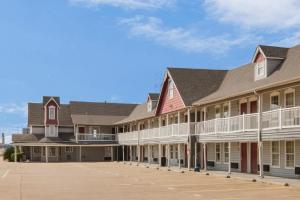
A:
[121,161,300,187]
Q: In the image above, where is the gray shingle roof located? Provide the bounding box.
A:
[168,68,228,106]
[148,93,159,101]
[259,45,289,58]
[116,103,155,124]
[194,44,300,105]
[28,103,73,126]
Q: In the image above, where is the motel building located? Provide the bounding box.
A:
[12,44,300,179]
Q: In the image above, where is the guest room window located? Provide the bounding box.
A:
[224,143,229,163]
[285,141,295,168]
[49,147,56,157]
[215,106,221,118]
[65,147,73,153]
[49,106,56,120]
[270,92,280,110]
[216,143,221,163]
[285,89,295,108]
[271,141,280,167]
[223,104,229,118]
[168,79,174,99]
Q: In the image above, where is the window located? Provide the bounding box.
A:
[147,101,152,112]
[224,143,229,163]
[168,79,174,99]
[257,61,265,77]
[270,92,280,110]
[285,89,295,108]
[49,147,56,157]
[33,147,40,154]
[216,143,221,163]
[271,141,280,167]
[65,147,73,153]
[42,147,45,156]
[223,104,229,118]
[170,145,174,159]
[49,105,56,120]
[285,141,295,168]
[215,106,221,118]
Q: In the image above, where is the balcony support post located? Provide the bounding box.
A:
[243,113,245,132]
[279,108,282,129]
[79,146,82,162]
[228,142,231,174]
[194,142,198,168]
[167,144,170,168]
[158,143,161,167]
[129,145,132,164]
[148,144,151,165]
[111,146,114,161]
[178,143,181,169]
[122,145,125,163]
[203,143,207,171]
[137,121,140,164]
[45,146,48,163]
[257,93,264,178]
[187,107,191,171]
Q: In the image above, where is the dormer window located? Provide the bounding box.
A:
[49,106,56,120]
[255,61,266,80]
[147,101,152,112]
[168,79,174,99]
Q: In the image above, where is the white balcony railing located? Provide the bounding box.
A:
[195,113,259,135]
[76,133,116,141]
[118,131,139,143]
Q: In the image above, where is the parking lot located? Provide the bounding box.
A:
[0,161,300,200]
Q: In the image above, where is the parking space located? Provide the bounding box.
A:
[0,161,300,200]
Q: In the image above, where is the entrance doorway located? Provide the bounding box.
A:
[241,143,247,173]
[251,143,258,174]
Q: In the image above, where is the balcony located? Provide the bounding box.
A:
[117,123,193,145]
[76,133,117,142]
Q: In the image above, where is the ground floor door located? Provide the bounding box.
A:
[251,143,258,174]
[241,143,247,173]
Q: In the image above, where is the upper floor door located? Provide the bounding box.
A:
[250,101,257,113]
[240,103,247,115]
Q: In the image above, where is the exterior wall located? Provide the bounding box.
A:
[157,77,185,115]
[31,126,45,134]
[254,52,265,63]
[230,100,239,116]
[263,140,300,178]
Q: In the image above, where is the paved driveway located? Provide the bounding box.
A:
[0,161,300,200]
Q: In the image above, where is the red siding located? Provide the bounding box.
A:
[45,100,59,125]
[156,77,185,115]
[254,52,265,63]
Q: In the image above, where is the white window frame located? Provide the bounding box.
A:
[215,143,221,163]
[223,103,229,118]
[168,79,174,99]
[284,88,295,108]
[48,105,56,120]
[49,147,57,157]
[215,105,221,119]
[33,147,40,154]
[147,101,152,112]
[285,140,295,169]
[271,141,280,168]
[255,60,267,80]
[270,91,280,110]
[65,146,73,153]
[223,143,229,164]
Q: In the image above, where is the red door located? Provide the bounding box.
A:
[250,101,257,113]
[240,103,247,114]
[241,143,248,173]
[78,127,85,133]
[251,143,258,174]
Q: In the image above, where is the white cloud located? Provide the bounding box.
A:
[119,16,257,54]
[70,0,176,10]
[273,32,300,47]
[0,103,27,117]
[204,0,300,30]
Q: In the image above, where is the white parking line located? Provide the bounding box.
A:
[1,170,10,179]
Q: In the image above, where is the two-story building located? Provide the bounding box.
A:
[12,44,300,179]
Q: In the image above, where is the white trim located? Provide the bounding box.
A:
[285,140,295,169]
[270,141,280,168]
[284,88,296,108]
[48,105,56,120]
[270,91,281,110]
[223,142,229,164]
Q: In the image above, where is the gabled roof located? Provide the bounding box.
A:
[28,103,73,126]
[194,44,300,105]
[148,93,159,101]
[43,96,60,106]
[116,103,156,124]
[252,45,289,62]
[167,68,228,106]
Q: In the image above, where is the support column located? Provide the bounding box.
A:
[14,146,17,162]
[167,144,170,168]
[79,146,82,162]
[203,143,207,171]
[258,93,264,178]
[187,108,191,170]
[45,146,49,163]
[228,142,231,174]
[130,145,132,164]
[111,146,114,161]
[122,145,125,163]
[194,142,197,168]
[259,141,263,177]
[178,143,181,169]
[148,144,151,165]
[158,143,162,167]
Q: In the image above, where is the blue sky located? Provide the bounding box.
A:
[1,0,300,143]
